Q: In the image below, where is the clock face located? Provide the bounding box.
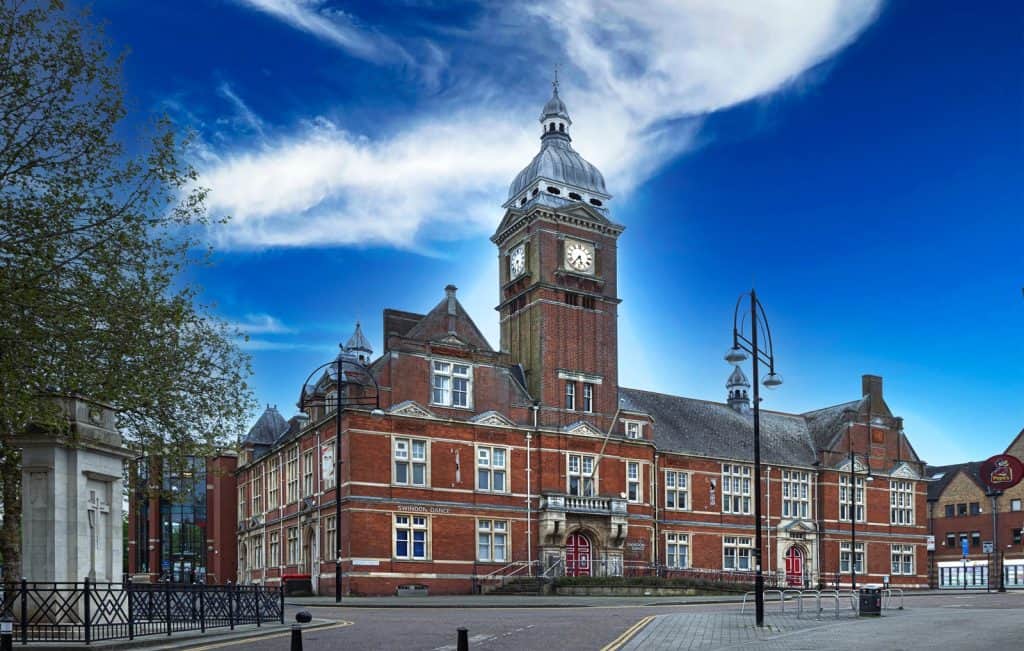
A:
[565,240,594,273]
[509,244,526,277]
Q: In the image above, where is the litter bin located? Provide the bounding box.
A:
[858,585,882,616]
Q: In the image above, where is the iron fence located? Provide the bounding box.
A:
[0,579,283,644]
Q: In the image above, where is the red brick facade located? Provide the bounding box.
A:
[231,91,931,595]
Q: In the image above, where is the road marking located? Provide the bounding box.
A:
[175,621,353,651]
[600,615,655,651]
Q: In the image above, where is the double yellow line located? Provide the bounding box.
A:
[180,620,353,651]
[600,614,655,651]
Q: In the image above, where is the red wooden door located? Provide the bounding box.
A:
[785,546,804,587]
[565,533,592,577]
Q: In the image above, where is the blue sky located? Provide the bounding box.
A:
[89,1,1022,465]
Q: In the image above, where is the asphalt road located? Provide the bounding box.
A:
[177,591,1024,651]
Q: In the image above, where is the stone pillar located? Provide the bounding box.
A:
[20,396,132,583]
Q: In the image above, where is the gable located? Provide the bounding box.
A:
[470,411,516,428]
[1005,428,1024,459]
[937,470,987,504]
[564,420,605,438]
[388,400,438,420]
[890,462,920,480]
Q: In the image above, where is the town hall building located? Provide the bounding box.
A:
[231,82,930,595]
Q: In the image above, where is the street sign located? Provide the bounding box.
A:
[980,454,1024,491]
[983,541,994,554]
[961,537,970,557]
[926,535,936,551]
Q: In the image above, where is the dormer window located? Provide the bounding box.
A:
[431,360,472,408]
[624,421,643,439]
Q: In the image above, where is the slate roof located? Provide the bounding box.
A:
[345,322,372,353]
[619,388,819,466]
[243,405,288,445]
[802,400,861,451]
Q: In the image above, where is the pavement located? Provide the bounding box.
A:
[21,618,340,651]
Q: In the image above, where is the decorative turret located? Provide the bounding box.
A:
[343,321,373,365]
[505,78,610,211]
[727,365,751,412]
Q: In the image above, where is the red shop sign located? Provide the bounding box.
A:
[979,454,1024,491]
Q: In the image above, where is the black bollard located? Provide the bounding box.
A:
[290,623,303,651]
[457,627,468,651]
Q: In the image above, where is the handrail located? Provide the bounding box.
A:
[542,558,565,579]
[481,560,534,582]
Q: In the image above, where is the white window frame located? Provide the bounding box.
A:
[665,532,689,569]
[582,383,593,413]
[394,514,429,560]
[250,534,264,570]
[840,475,866,522]
[781,470,811,520]
[267,461,280,510]
[324,515,336,560]
[286,526,299,565]
[303,449,314,497]
[722,464,752,515]
[567,453,597,496]
[665,470,689,510]
[723,536,753,571]
[626,461,642,503]
[268,531,280,566]
[891,544,914,575]
[476,445,508,493]
[238,484,247,521]
[565,382,576,411]
[890,480,914,525]
[251,467,263,515]
[840,541,865,574]
[1012,499,1022,512]
[431,360,473,408]
[477,519,509,563]
[393,437,428,487]
[285,446,299,504]
[624,421,643,440]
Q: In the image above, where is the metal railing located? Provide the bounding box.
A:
[0,578,283,644]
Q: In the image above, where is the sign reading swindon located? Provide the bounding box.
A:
[979,454,1024,491]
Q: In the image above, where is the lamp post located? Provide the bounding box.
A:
[299,346,382,603]
[848,437,873,591]
[726,289,783,628]
[986,488,1004,592]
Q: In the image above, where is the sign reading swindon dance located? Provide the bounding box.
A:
[979,453,1024,491]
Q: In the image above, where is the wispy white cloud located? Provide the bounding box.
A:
[232,0,411,64]
[230,313,296,335]
[202,0,882,250]
[217,82,265,137]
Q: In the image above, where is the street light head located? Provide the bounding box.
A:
[724,346,748,364]
[762,372,783,388]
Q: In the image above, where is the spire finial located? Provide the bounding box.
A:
[552,64,559,93]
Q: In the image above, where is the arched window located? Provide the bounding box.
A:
[549,123,556,132]
[559,123,565,132]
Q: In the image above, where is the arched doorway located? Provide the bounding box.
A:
[785,546,804,587]
[565,532,592,577]
[305,528,319,594]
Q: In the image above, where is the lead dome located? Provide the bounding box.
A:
[506,82,609,206]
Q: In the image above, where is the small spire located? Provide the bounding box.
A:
[553,64,559,92]
[726,365,751,412]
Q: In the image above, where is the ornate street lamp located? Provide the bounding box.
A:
[726,289,782,628]
[299,345,383,603]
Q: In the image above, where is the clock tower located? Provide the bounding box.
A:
[492,81,624,428]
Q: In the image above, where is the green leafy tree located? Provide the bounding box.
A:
[0,1,255,579]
